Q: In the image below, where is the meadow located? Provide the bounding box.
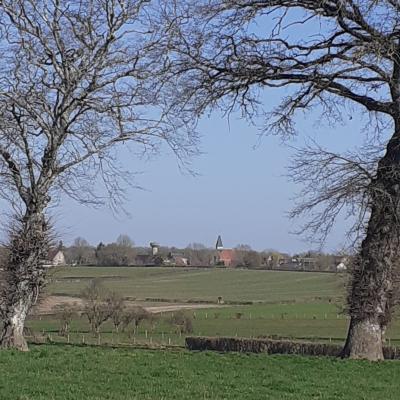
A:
[1,345,399,400]
[25,266,400,347]
[14,267,400,400]
[47,266,343,303]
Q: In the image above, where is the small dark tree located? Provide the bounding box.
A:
[116,235,135,248]
[109,292,125,333]
[81,280,111,336]
[55,305,76,337]
[121,306,151,336]
[169,310,194,334]
[66,237,95,266]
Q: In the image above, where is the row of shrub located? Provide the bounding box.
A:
[185,336,400,359]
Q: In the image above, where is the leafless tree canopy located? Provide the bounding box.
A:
[154,0,400,359]
[159,1,395,116]
[0,0,197,213]
[288,142,381,244]
[147,0,400,246]
[0,0,198,351]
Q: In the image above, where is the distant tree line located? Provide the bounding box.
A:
[60,236,347,272]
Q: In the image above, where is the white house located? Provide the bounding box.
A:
[336,260,348,272]
[44,249,66,267]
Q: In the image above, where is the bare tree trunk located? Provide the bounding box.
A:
[0,207,50,351]
[0,291,33,351]
[343,125,400,360]
[342,316,385,360]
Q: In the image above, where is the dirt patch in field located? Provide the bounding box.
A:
[33,296,84,314]
[32,295,221,315]
[140,304,221,313]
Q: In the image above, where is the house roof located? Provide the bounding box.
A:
[216,235,223,249]
[218,249,236,262]
[48,248,63,260]
[173,256,188,266]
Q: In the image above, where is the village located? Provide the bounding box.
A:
[44,235,349,273]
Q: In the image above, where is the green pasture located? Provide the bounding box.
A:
[47,266,345,303]
[29,266,400,346]
[1,345,399,400]
[27,302,400,346]
[31,267,352,346]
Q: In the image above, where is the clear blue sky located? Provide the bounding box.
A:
[0,8,378,254]
[52,104,367,254]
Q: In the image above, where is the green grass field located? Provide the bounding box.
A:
[15,267,400,400]
[1,345,399,400]
[27,267,400,346]
[28,267,351,346]
[48,266,345,303]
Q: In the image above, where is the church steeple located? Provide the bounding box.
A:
[216,235,224,250]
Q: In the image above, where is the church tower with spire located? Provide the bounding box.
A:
[216,235,224,251]
[214,235,235,267]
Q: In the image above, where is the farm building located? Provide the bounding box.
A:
[135,243,189,266]
[45,248,66,267]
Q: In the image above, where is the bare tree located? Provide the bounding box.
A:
[116,234,134,248]
[73,237,90,248]
[0,0,197,350]
[121,306,150,336]
[95,241,137,266]
[81,280,112,336]
[168,310,193,334]
[55,304,76,337]
[184,243,214,266]
[66,237,95,265]
[108,291,125,333]
[156,0,400,360]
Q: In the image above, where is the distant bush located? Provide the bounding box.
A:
[169,310,193,334]
[108,292,125,333]
[55,306,76,337]
[81,280,112,335]
[121,306,151,336]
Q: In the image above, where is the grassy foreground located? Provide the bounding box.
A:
[0,345,399,400]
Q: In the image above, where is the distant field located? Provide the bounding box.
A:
[0,345,399,400]
[47,266,345,303]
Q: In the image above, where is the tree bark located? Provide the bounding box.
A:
[0,206,50,351]
[0,294,32,351]
[343,124,400,360]
[342,318,384,360]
